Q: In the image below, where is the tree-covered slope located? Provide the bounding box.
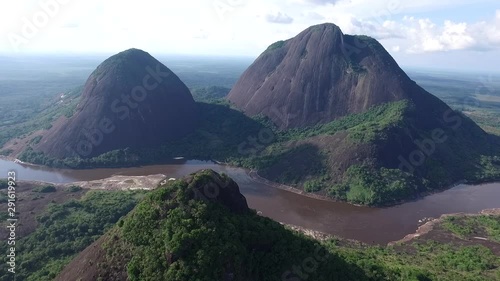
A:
[1,172,498,280]
[16,99,500,206]
[6,26,500,207]
[241,100,500,206]
[55,170,371,281]
[54,170,500,281]
[225,22,500,205]
[0,188,145,281]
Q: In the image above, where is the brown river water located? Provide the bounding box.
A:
[1,158,499,244]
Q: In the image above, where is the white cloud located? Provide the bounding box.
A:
[335,15,404,39]
[317,8,500,54]
[470,10,500,49]
[397,11,500,53]
[405,18,476,53]
[301,0,340,5]
[265,12,294,24]
[302,11,325,21]
[0,0,499,59]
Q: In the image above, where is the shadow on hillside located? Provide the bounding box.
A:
[157,102,270,160]
[18,101,269,169]
[259,143,328,186]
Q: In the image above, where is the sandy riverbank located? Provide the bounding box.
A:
[247,170,354,204]
[16,174,166,191]
[65,174,166,190]
[388,208,500,246]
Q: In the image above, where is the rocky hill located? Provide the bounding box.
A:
[227,23,500,205]
[1,173,498,280]
[35,48,198,158]
[228,23,451,129]
[54,170,366,281]
[5,27,499,206]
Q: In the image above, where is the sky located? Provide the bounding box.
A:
[0,0,499,72]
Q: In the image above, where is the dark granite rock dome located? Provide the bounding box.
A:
[228,23,434,129]
[37,48,198,158]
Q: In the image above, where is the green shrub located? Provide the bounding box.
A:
[304,179,324,192]
[0,149,13,156]
[436,245,496,272]
[29,135,43,145]
[32,185,57,193]
[265,40,288,52]
[67,185,82,193]
[328,165,424,206]
[443,215,500,242]
[0,179,8,189]
[0,192,8,203]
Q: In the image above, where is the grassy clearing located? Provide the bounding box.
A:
[443,215,500,242]
[333,240,500,281]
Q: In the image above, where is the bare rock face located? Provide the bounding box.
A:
[37,48,198,158]
[227,23,427,129]
[185,169,249,214]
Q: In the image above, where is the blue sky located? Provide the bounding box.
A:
[0,0,499,72]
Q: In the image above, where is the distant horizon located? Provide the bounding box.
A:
[1,51,499,76]
[1,1,500,73]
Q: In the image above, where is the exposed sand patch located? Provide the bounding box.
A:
[388,208,500,246]
[65,174,166,190]
[475,94,500,103]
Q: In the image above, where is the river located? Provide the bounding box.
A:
[1,158,499,244]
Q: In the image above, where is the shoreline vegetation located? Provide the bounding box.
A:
[248,169,474,208]
[2,154,499,207]
[2,172,499,281]
[0,33,499,280]
[3,154,495,208]
[389,208,500,246]
[8,99,500,207]
[285,207,500,246]
[2,159,499,246]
